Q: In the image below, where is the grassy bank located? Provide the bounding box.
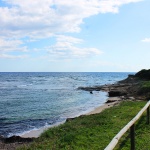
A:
[19,101,150,150]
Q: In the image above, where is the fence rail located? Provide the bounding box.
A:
[104,100,150,150]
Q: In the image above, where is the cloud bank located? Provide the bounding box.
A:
[46,35,102,59]
[0,0,142,59]
[1,0,142,38]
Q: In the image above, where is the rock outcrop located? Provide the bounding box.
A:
[78,69,150,103]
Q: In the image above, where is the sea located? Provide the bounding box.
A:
[0,72,132,137]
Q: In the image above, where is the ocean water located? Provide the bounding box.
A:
[0,72,131,137]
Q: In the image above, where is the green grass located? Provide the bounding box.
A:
[19,101,150,150]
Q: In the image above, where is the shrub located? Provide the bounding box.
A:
[135,69,150,80]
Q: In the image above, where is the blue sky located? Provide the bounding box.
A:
[0,0,150,72]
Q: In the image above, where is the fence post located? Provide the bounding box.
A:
[130,124,135,150]
[147,106,150,124]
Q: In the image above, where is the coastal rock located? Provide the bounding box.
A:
[128,97,135,100]
[108,91,127,97]
[106,97,122,103]
[66,118,75,122]
[77,86,102,91]
[4,136,34,143]
[0,136,4,142]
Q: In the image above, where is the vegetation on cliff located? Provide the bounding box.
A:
[133,69,150,99]
[135,69,150,80]
[116,69,150,100]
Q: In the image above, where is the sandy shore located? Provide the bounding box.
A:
[21,127,48,138]
[86,101,119,115]
[21,99,120,138]
[21,121,65,138]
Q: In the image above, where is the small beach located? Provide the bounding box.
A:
[21,100,119,138]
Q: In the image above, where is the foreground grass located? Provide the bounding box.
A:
[19,101,150,150]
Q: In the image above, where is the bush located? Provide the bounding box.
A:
[135,69,150,80]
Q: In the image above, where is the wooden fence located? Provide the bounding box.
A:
[104,100,150,150]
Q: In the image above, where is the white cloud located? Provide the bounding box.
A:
[0,38,29,59]
[0,38,28,52]
[56,35,83,44]
[46,35,102,59]
[0,0,143,39]
[0,0,142,60]
[0,54,28,59]
[141,38,150,43]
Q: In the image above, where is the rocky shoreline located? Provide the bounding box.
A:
[1,70,149,150]
[78,74,148,103]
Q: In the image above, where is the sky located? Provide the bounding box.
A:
[0,0,150,72]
